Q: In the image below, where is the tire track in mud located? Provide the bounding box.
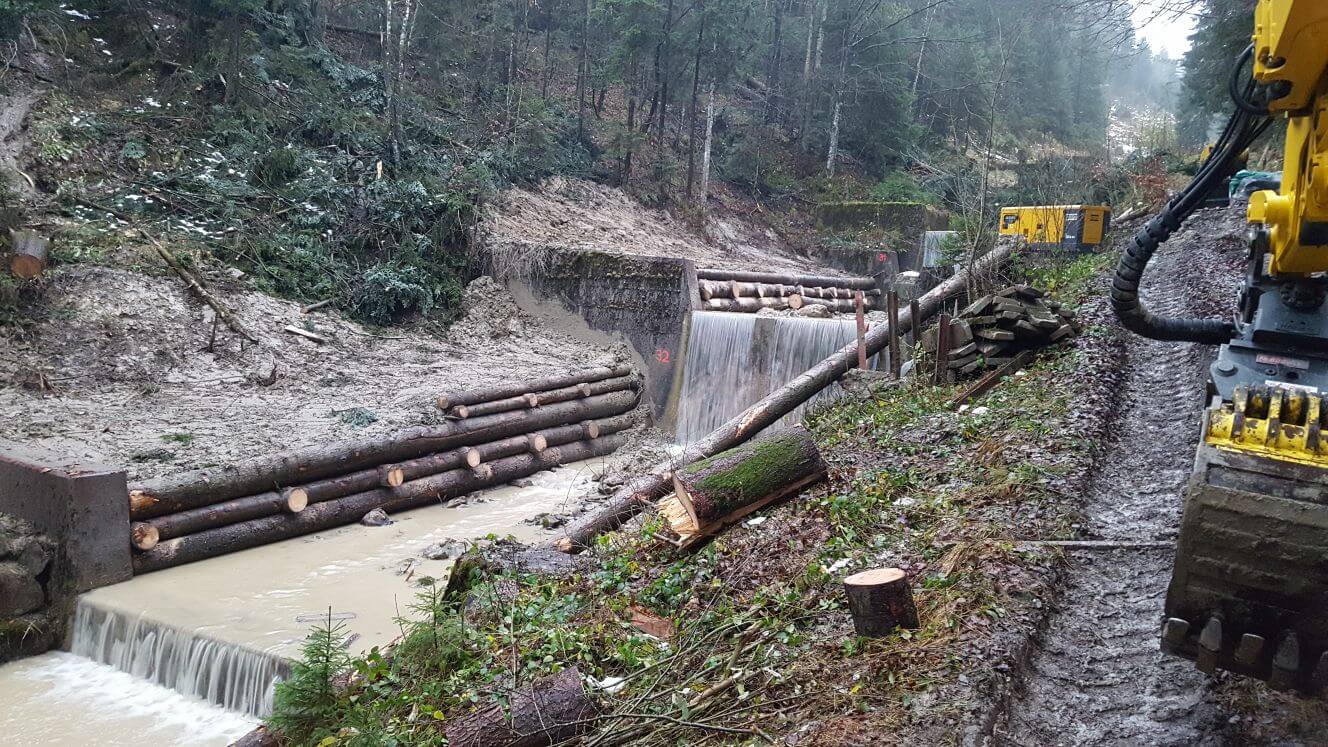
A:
[993,222,1239,745]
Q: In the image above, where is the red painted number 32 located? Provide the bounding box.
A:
[656,348,671,364]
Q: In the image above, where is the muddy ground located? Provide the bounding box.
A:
[990,208,1328,746]
[480,176,841,275]
[0,267,647,482]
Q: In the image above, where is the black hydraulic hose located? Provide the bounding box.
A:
[1110,51,1271,344]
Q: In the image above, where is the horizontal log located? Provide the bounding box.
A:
[129,390,640,519]
[532,375,638,407]
[137,416,635,541]
[696,268,875,290]
[133,433,629,573]
[143,487,309,544]
[703,296,803,313]
[435,364,633,411]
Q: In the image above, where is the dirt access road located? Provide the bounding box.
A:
[992,209,1324,746]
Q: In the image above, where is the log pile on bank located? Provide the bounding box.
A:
[128,367,641,573]
[696,268,879,314]
[923,284,1080,376]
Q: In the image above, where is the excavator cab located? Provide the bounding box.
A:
[1113,0,1328,693]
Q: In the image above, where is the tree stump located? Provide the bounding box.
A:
[9,230,48,279]
[443,666,598,747]
[843,567,919,637]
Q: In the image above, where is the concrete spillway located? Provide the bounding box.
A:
[674,311,882,444]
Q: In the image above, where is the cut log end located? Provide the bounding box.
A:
[284,487,309,513]
[527,433,548,453]
[843,566,919,637]
[787,293,804,310]
[379,465,405,488]
[451,404,471,419]
[129,489,157,515]
[523,393,541,408]
[462,447,483,468]
[581,419,601,440]
[131,522,160,551]
[9,230,49,279]
[435,396,451,411]
[658,490,700,537]
[575,382,592,397]
[472,464,494,481]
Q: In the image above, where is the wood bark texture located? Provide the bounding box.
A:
[142,489,309,543]
[843,567,919,637]
[435,364,632,410]
[442,666,598,747]
[695,268,874,289]
[133,434,628,572]
[9,230,48,279]
[129,389,639,519]
[553,245,1012,552]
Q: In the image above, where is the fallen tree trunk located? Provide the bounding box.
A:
[435,364,632,410]
[798,285,880,300]
[129,389,640,519]
[703,296,807,313]
[554,246,1012,552]
[530,374,638,408]
[659,428,826,547]
[696,268,875,290]
[443,666,598,747]
[9,230,49,279]
[134,433,628,572]
[141,488,309,543]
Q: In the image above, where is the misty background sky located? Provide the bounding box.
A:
[1132,0,1199,58]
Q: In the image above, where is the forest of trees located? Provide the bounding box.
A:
[2,0,1256,323]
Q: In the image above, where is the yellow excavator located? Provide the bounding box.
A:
[1112,0,1328,693]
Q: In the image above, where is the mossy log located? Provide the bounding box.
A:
[128,389,639,519]
[659,428,826,546]
[442,666,598,747]
[553,243,1013,553]
[435,364,633,411]
[133,433,628,572]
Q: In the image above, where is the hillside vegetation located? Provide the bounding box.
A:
[1,0,1182,326]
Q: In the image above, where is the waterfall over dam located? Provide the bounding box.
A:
[675,311,882,444]
[70,598,288,717]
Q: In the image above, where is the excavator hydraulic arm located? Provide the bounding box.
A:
[1113,0,1328,694]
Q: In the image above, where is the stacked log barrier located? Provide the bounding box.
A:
[127,368,641,569]
[695,269,880,314]
[129,387,639,519]
[133,433,629,573]
[136,415,636,544]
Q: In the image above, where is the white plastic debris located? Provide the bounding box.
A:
[745,516,767,527]
[589,675,627,695]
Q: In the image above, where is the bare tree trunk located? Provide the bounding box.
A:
[825,99,841,175]
[802,0,816,83]
[699,82,715,207]
[910,1,934,100]
[685,14,705,197]
[575,0,590,141]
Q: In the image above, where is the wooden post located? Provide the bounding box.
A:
[843,567,919,637]
[934,313,951,385]
[886,290,901,379]
[909,299,920,347]
[9,230,49,279]
[854,291,868,370]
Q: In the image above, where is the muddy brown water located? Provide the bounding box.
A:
[992,214,1244,745]
[0,459,607,744]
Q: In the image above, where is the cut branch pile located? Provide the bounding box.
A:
[922,284,1080,376]
[656,428,826,549]
[696,268,878,314]
[127,368,641,571]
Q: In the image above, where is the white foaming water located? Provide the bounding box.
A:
[70,598,288,717]
[0,651,256,746]
[675,311,881,443]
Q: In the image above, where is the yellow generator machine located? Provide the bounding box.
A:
[997,204,1111,252]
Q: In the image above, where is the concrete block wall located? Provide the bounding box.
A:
[506,249,698,433]
[0,448,131,593]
